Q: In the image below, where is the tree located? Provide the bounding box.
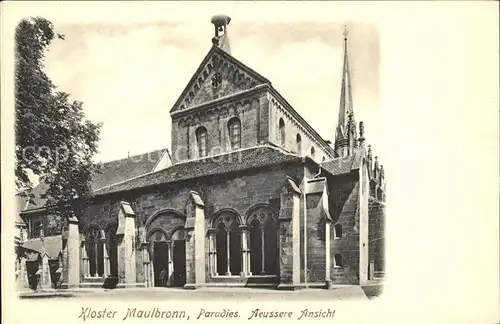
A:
[15,17,102,221]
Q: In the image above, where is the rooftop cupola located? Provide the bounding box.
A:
[211,14,231,54]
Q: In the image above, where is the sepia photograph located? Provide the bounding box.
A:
[2,2,498,324]
[12,11,384,301]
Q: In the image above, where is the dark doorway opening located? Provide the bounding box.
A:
[153,242,168,287]
[26,260,39,290]
[172,240,186,287]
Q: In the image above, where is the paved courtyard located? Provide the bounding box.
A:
[18,285,382,301]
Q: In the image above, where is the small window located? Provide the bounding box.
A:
[30,219,42,239]
[322,156,326,162]
[196,127,208,157]
[334,254,343,268]
[279,118,285,146]
[310,146,315,158]
[228,118,241,149]
[296,134,302,153]
[334,224,342,239]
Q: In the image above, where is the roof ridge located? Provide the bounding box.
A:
[97,148,168,165]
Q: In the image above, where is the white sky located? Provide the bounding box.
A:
[43,18,380,163]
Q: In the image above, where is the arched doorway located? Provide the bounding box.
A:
[171,228,186,287]
[145,210,187,288]
[148,229,169,287]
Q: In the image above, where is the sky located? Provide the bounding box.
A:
[43,18,380,163]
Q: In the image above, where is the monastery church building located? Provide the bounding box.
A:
[15,15,386,291]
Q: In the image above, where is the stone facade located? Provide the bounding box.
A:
[15,16,386,291]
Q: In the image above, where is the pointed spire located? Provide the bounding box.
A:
[334,25,356,157]
[367,144,372,160]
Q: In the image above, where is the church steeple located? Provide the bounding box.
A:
[334,25,356,157]
[211,14,231,54]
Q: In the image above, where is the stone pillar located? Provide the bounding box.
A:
[184,191,206,289]
[225,230,231,276]
[141,242,151,287]
[116,201,137,287]
[277,177,302,290]
[102,238,110,278]
[67,216,80,288]
[82,243,89,278]
[40,254,52,290]
[16,257,29,290]
[239,226,250,277]
[167,242,174,286]
[207,229,217,276]
[325,221,332,289]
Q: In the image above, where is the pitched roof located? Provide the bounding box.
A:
[95,145,302,196]
[21,235,62,260]
[20,148,168,213]
[321,150,363,176]
[170,45,271,114]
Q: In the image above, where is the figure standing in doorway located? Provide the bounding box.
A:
[159,268,167,287]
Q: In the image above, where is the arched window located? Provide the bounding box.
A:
[334,224,342,239]
[228,118,241,149]
[212,212,241,276]
[310,146,315,158]
[247,206,278,275]
[196,127,208,157]
[296,134,302,153]
[334,254,343,268]
[279,118,285,146]
[84,225,104,277]
[106,224,118,277]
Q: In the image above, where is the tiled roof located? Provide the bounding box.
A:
[20,148,168,212]
[321,151,363,176]
[21,235,62,260]
[95,145,302,196]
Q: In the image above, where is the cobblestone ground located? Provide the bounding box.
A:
[19,285,381,301]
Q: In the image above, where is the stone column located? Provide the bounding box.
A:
[184,191,206,289]
[67,216,80,288]
[239,225,250,277]
[82,243,89,278]
[16,257,29,290]
[102,238,110,278]
[40,254,52,290]
[225,230,231,276]
[325,221,332,289]
[277,177,302,290]
[167,241,174,286]
[141,242,151,287]
[207,229,217,276]
[260,225,266,275]
[117,201,137,287]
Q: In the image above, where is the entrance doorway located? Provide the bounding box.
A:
[153,242,168,287]
[172,240,186,287]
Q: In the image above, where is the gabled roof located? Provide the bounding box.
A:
[19,148,169,213]
[95,145,303,196]
[170,45,271,114]
[21,235,62,260]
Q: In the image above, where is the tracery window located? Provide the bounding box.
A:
[196,126,208,157]
[228,118,241,149]
[84,225,104,277]
[247,207,278,275]
[212,212,241,276]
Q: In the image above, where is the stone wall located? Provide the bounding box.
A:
[84,163,305,284]
[328,173,361,284]
[170,91,268,163]
[369,199,385,273]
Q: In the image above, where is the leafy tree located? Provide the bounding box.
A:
[15,17,102,221]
